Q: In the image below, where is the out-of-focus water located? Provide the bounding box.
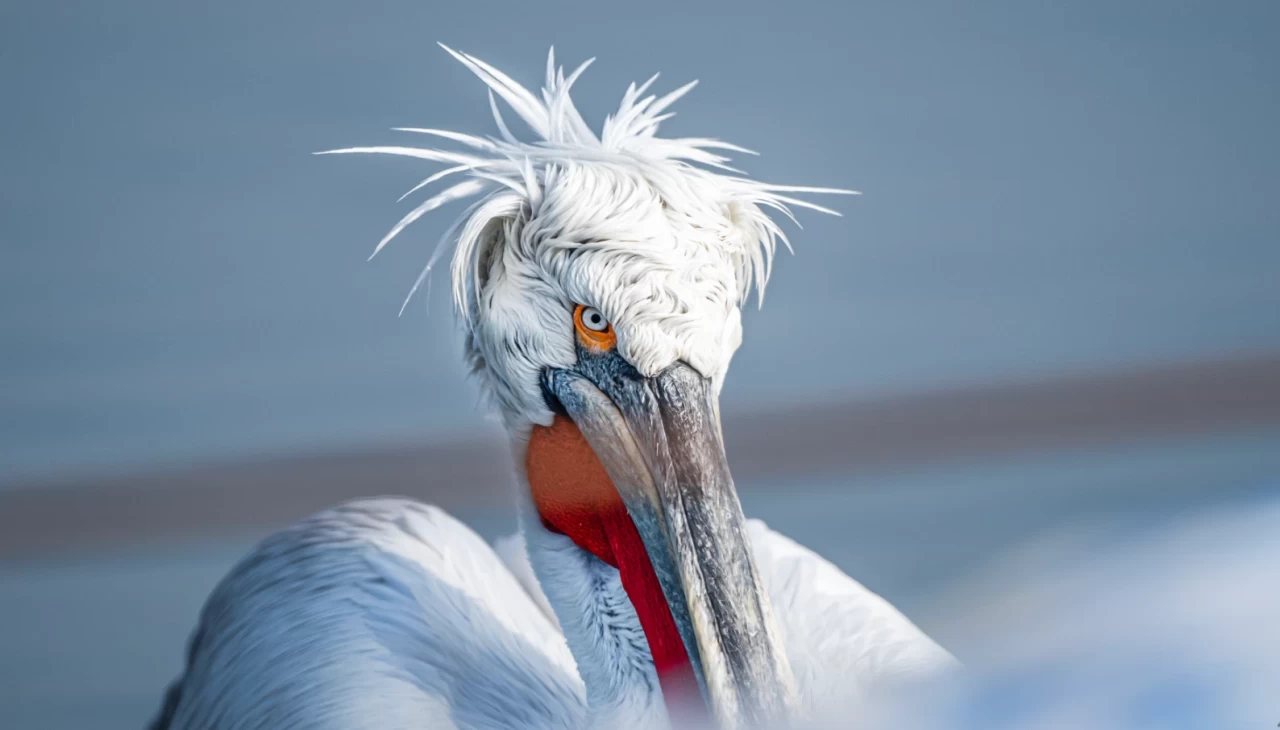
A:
[2,427,1277,730]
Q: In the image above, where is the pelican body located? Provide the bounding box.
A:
[150,47,957,730]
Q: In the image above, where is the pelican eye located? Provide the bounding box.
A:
[581,307,608,331]
[573,304,617,352]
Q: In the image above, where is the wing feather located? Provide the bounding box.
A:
[150,498,584,730]
[746,520,960,716]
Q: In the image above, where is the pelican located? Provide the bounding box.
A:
[150,46,958,730]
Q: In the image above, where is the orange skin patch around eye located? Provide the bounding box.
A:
[573,304,617,352]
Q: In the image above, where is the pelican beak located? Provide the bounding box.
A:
[544,350,798,729]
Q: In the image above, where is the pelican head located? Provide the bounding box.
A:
[322,45,853,729]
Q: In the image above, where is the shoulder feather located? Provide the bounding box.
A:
[151,498,583,730]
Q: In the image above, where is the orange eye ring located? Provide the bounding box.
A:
[573,304,617,352]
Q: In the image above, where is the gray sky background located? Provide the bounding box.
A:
[2,0,1278,484]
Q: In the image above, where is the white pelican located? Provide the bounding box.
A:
[149,46,958,730]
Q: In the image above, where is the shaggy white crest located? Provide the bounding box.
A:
[319,45,856,430]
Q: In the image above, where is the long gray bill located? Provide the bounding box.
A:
[545,355,798,729]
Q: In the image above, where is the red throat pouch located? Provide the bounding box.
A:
[526,415,706,716]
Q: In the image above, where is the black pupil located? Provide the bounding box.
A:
[589,313,601,326]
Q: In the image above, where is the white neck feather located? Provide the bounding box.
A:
[515,501,671,730]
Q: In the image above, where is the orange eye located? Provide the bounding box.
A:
[574,304,616,352]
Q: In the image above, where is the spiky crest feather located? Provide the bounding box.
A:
[318,45,856,322]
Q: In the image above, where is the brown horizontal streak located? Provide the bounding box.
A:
[723,352,1280,481]
[2,352,1278,561]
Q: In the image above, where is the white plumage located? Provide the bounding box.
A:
[153,47,957,729]
[317,44,853,430]
[151,499,954,730]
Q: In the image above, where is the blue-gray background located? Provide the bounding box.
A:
[3,0,1277,483]
[1,2,1278,729]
